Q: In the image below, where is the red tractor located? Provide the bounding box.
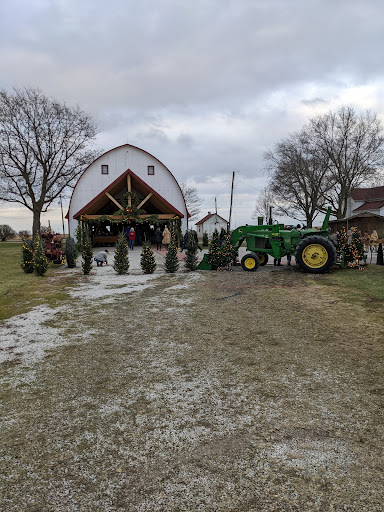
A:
[41,232,64,264]
[41,232,76,267]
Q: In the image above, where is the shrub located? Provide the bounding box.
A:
[202,232,209,246]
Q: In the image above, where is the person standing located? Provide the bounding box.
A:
[219,227,226,247]
[128,227,136,250]
[192,230,203,251]
[180,229,189,252]
[154,227,163,250]
[162,225,171,249]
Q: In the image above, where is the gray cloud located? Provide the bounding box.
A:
[1,0,384,228]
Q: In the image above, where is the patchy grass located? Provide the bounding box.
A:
[317,265,384,311]
[0,242,75,321]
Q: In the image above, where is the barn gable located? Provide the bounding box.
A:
[73,169,185,219]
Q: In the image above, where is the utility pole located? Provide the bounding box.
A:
[228,171,235,230]
[60,195,65,236]
[215,197,217,215]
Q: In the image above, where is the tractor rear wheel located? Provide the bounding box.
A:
[241,253,260,272]
[258,252,269,266]
[295,236,336,274]
[65,237,76,268]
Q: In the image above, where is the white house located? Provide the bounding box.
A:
[66,144,189,243]
[195,212,228,237]
[346,185,384,217]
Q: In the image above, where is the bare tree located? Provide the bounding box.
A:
[180,183,202,222]
[251,186,275,222]
[0,224,16,241]
[307,106,384,218]
[265,132,331,227]
[0,87,99,237]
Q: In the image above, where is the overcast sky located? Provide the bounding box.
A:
[1,0,384,231]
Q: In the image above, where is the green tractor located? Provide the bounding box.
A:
[199,208,336,274]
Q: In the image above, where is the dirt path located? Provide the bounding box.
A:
[1,266,383,511]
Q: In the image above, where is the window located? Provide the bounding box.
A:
[147,165,155,175]
[101,165,109,175]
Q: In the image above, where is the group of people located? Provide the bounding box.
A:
[122,225,171,251]
[362,229,379,251]
[180,229,202,252]
[153,226,171,251]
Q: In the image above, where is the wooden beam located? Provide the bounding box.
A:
[137,192,153,209]
[127,174,132,208]
[105,192,124,210]
[81,214,177,220]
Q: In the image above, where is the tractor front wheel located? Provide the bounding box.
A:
[295,236,336,274]
[241,253,260,272]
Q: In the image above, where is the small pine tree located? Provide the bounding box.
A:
[165,230,179,273]
[81,230,93,274]
[219,231,233,270]
[207,229,221,269]
[202,231,209,247]
[184,232,198,271]
[75,221,83,253]
[349,227,365,267]
[21,239,34,273]
[113,231,130,274]
[337,226,349,265]
[141,242,156,274]
[33,232,48,276]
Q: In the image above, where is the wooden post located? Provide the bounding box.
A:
[127,174,132,208]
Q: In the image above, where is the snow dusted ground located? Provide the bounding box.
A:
[0,246,164,368]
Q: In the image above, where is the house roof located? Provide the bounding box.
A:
[350,185,384,201]
[195,213,228,225]
[353,200,384,212]
[329,211,384,223]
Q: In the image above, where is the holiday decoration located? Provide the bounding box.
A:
[219,231,234,270]
[164,230,179,273]
[184,233,198,271]
[113,231,130,274]
[140,242,156,274]
[81,230,93,275]
[21,239,34,273]
[33,232,48,276]
[207,229,221,269]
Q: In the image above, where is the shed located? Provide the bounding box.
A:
[328,212,384,237]
[195,212,228,237]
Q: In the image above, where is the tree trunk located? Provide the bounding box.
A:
[32,209,41,241]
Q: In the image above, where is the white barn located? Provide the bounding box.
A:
[67,144,189,243]
[195,212,228,237]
